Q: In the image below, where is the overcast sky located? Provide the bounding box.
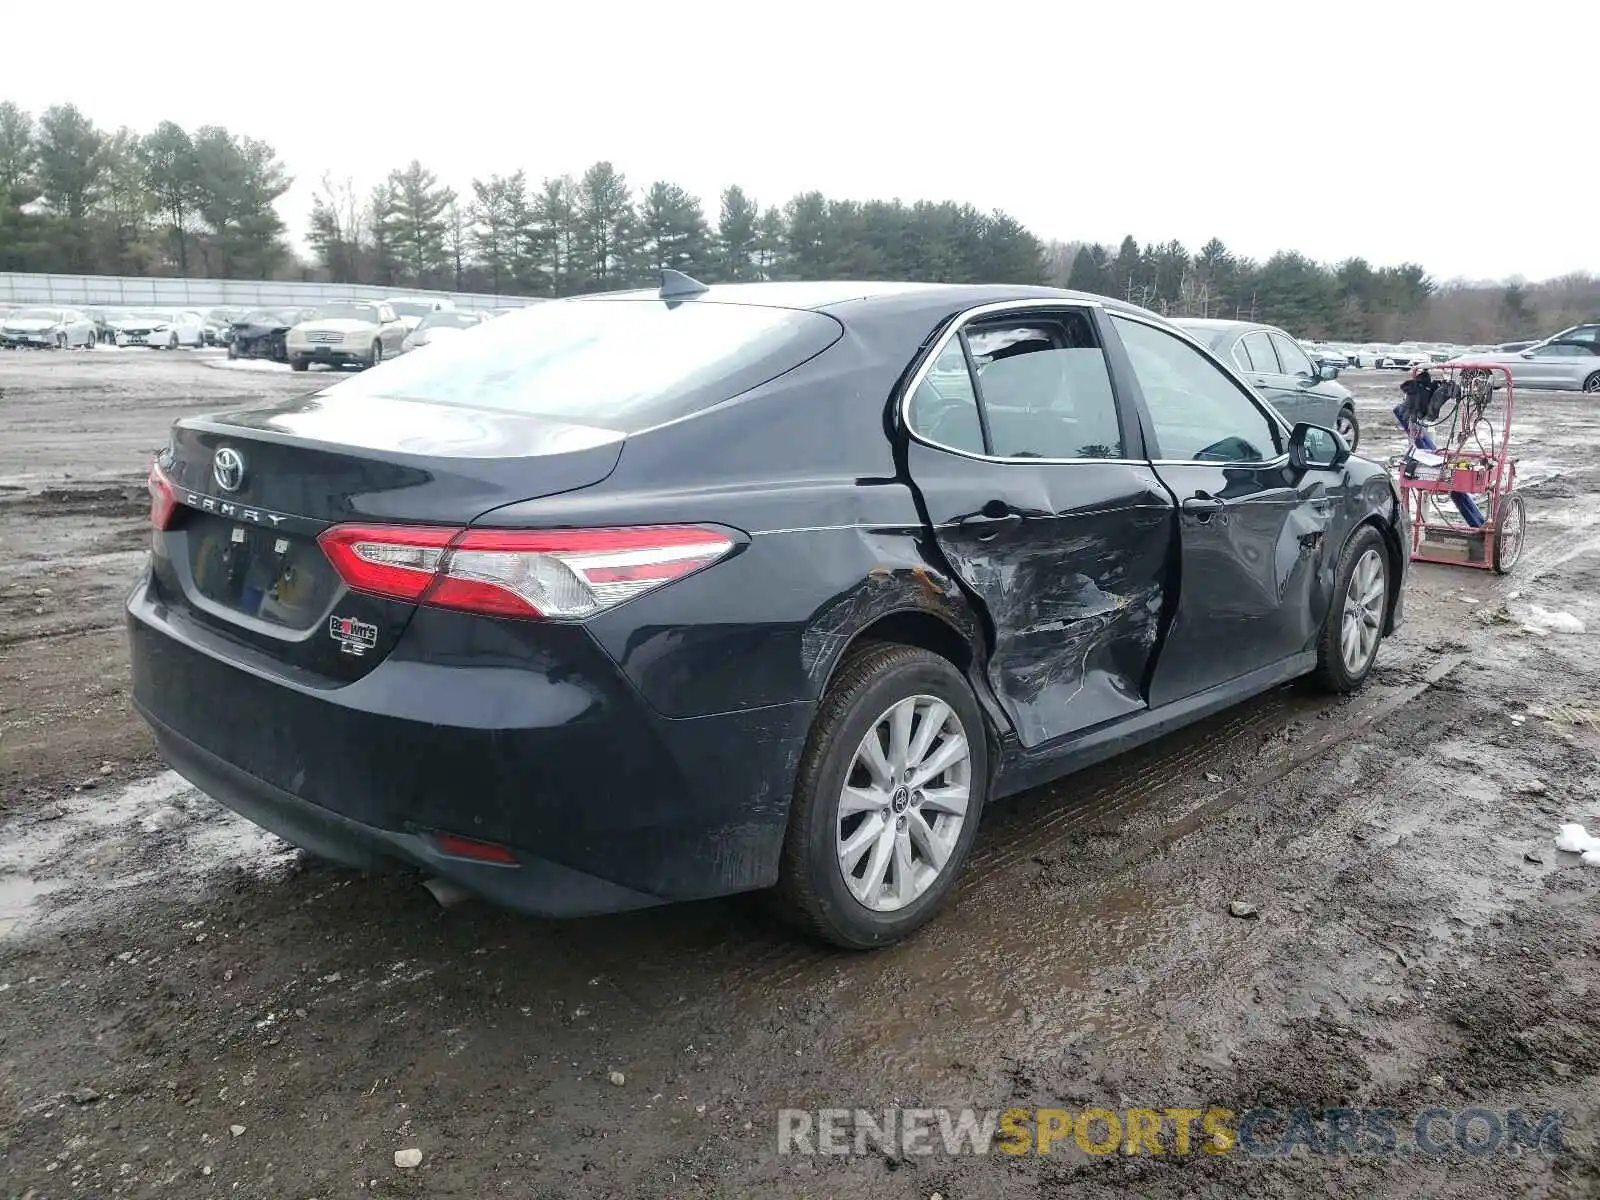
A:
[7,0,1585,282]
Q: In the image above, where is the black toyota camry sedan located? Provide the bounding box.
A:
[128,278,1407,948]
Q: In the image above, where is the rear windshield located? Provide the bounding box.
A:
[314,298,843,431]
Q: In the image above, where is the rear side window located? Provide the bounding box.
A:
[910,310,1124,460]
[316,299,842,431]
[909,341,986,455]
[1238,331,1277,374]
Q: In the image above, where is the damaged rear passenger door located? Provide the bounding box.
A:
[902,304,1175,749]
[1106,313,1340,707]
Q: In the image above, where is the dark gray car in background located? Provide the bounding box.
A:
[1175,318,1361,450]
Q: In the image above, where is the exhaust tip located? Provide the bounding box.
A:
[422,877,472,909]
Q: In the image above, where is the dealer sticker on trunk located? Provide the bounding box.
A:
[329,614,379,656]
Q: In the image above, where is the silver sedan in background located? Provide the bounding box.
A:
[1450,339,1600,393]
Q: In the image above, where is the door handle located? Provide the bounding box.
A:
[1181,495,1225,523]
[957,506,1022,541]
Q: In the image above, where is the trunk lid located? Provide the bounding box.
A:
[149,393,625,681]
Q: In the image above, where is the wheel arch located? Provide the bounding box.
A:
[810,596,1009,778]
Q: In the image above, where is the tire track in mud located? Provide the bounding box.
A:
[555,650,1458,1010]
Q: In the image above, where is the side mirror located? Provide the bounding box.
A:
[1519,350,1536,359]
[1289,421,1348,471]
[1317,362,1340,381]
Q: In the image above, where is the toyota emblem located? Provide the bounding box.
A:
[212,446,245,493]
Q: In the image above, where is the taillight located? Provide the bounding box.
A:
[317,524,735,619]
[148,460,178,530]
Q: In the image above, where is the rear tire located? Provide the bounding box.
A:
[1310,524,1390,693]
[776,644,987,949]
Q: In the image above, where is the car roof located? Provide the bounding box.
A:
[575,280,1156,319]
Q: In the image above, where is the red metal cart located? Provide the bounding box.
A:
[1394,363,1525,574]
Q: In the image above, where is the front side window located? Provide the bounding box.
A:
[966,313,1123,460]
[1111,316,1281,463]
[1271,334,1316,378]
[909,340,985,455]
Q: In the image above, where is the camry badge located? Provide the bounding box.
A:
[213,446,245,493]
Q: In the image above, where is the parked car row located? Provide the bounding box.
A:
[2,296,496,357]
[0,306,100,348]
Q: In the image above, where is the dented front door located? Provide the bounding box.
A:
[1142,460,1337,706]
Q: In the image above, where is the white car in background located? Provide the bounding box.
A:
[286,301,408,371]
[386,296,456,332]
[401,308,487,351]
[0,306,98,349]
[113,308,208,349]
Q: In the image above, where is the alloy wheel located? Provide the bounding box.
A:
[1336,410,1358,448]
[1340,547,1386,674]
[836,694,971,912]
[1583,373,1600,394]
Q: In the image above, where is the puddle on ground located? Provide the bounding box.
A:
[0,770,297,945]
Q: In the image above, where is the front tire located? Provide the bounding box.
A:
[290,356,309,372]
[1310,525,1390,693]
[1336,406,1361,452]
[776,645,987,949]
[1582,371,1600,394]
[365,341,383,369]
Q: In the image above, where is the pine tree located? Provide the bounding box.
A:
[754,206,787,279]
[531,174,578,295]
[469,172,525,296]
[715,185,759,281]
[637,180,710,279]
[1110,235,1142,302]
[366,181,399,286]
[1068,244,1111,296]
[36,104,105,271]
[0,101,40,270]
[94,129,152,275]
[444,200,468,290]
[382,160,454,287]
[140,121,198,274]
[785,191,829,279]
[574,162,636,291]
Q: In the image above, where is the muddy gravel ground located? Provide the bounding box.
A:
[2,349,1599,1198]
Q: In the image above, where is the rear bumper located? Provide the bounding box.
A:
[127,575,812,916]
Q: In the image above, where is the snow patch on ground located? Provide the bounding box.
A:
[0,771,297,942]
[1523,606,1586,635]
[205,357,291,373]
